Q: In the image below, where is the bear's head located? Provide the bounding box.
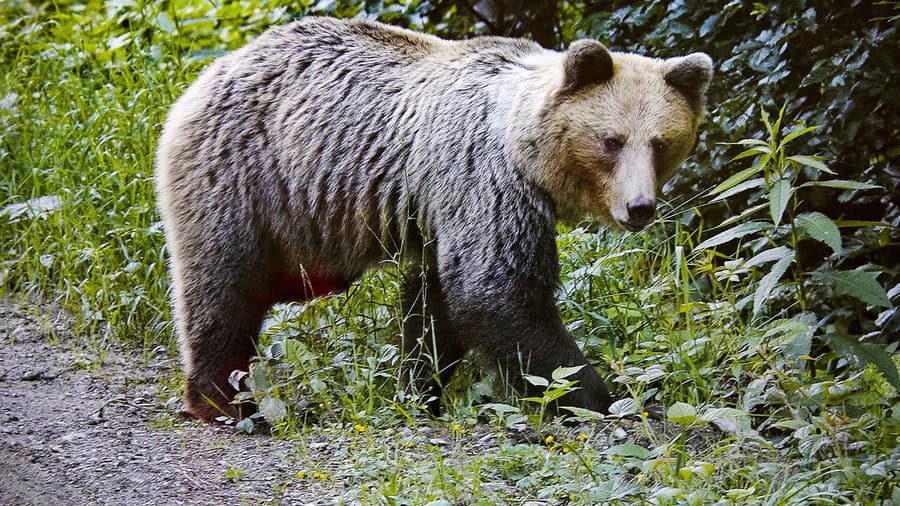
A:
[524,41,712,231]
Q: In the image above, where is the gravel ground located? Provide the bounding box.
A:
[1,298,721,505]
[0,298,327,505]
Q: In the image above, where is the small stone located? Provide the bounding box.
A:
[61,431,88,443]
[21,370,46,381]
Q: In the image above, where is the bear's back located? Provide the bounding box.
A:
[258,16,441,63]
[247,17,542,79]
[158,17,549,275]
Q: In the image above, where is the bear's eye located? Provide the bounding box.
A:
[651,138,668,153]
[603,137,624,153]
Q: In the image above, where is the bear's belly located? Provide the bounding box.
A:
[268,271,349,303]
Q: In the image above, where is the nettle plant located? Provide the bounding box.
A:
[697,106,897,389]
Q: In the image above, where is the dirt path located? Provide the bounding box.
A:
[2,298,715,505]
[0,299,319,505]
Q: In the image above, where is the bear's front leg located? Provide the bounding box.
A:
[166,230,275,422]
[435,244,613,415]
[400,264,468,416]
[445,299,612,415]
[437,204,612,412]
[175,276,267,423]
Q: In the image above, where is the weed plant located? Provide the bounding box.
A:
[1,1,897,504]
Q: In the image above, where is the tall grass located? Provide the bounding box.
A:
[3,2,184,346]
[1,2,896,503]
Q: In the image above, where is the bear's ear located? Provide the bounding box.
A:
[560,40,614,95]
[665,53,714,111]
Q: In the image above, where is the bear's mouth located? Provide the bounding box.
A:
[619,220,647,233]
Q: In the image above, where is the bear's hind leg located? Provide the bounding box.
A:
[401,266,466,416]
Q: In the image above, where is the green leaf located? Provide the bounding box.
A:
[605,444,650,459]
[523,374,549,387]
[787,155,835,174]
[682,462,716,479]
[712,177,765,202]
[771,418,805,430]
[607,398,638,416]
[768,178,793,226]
[551,365,585,381]
[709,162,766,195]
[695,222,771,251]
[771,103,786,138]
[824,334,900,390]
[234,417,254,434]
[667,402,697,425]
[543,384,577,402]
[259,397,287,424]
[779,125,820,148]
[1,195,62,223]
[787,331,813,361]
[745,246,792,269]
[155,12,176,34]
[815,269,892,308]
[700,408,751,434]
[732,146,772,161]
[795,212,842,253]
[834,220,892,228]
[560,406,605,420]
[714,203,768,229]
[753,252,794,315]
[761,107,775,140]
[730,138,771,147]
[479,403,520,416]
[798,180,882,191]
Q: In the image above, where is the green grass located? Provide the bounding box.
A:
[2,2,897,504]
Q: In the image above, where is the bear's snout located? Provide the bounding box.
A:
[623,197,656,231]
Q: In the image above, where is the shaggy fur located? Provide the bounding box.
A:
[156,16,712,421]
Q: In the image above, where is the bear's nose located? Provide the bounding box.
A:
[626,197,656,228]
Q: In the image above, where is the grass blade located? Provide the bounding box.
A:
[798,180,882,191]
[753,252,794,315]
[709,162,767,195]
[696,221,771,251]
[712,177,765,202]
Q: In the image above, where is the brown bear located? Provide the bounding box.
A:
[155,16,712,422]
